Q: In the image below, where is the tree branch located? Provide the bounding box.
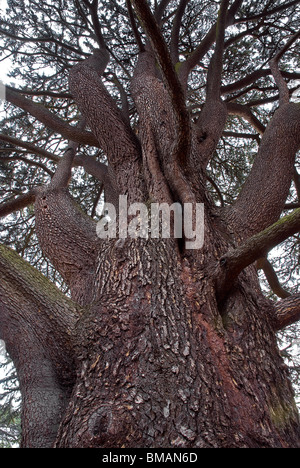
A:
[170,0,190,64]
[217,208,300,301]
[226,103,266,134]
[69,49,147,203]
[0,133,60,162]
[131,0,190,169]
[0,191,36,218]
[154,0,172,24]
[235,0,300,25]
[0,132,118,213]
[82,0,107,48]
[179,0,243,85]
[0,153,54,176]
[51,118,86,189]
[132,51,195,206]
[273,293,300,331]
[191,0,230,170]
[206,0,230,101]
[228,103,300,238]
[257,257,291,299]
[6,84,72,99]
[269,31,300,106]
[5,87,99,147]
[221,69,300,96]
[0,244,80,447]
[126,0,145,52]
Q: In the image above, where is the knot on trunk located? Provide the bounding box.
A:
[88,406,133,447]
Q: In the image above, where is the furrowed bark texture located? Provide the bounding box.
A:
[229,103,300,238]
[0,245,79,447]
[34,187,99,306]
[54,238,300,448]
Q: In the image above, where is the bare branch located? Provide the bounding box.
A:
[69,49,146,202]
[0,191,36,218]
[273,293,300,331]
[0,133,60,162]
[269,31,300,106]
[170,0,190,64]
[154,0,173,24]
[226,103,266,134]
[190,0,231,170]
[257,257,291,299]
[82,0,107,48]
[5,87,99,147]
[6,85,72,99]
[222,69,300,96]
[235,0,300,25]
[217,208,300,301]
[179,0,243,85]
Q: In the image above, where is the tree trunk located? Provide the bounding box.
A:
[1,3,300,448]
[52,236,299,448]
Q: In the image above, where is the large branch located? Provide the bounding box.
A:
[217,208,300,301]
[5,87,99,147]
[131,0,190,169]
[273,294,300,331]
[192,0,230,170]
[0,244,80,447]
[132,51,195,206]
[69,49,147,203]
[0,191,36,218]
[34,185,99,306]
[228,103,300,238]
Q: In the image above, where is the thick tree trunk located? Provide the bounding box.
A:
[1,6,300,447]
[52,237,299,448]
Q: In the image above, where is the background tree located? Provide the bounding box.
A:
[0,0,300,448]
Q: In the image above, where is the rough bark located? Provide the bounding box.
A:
[53,237,300,448]
[228,103,300,238]
[274,294,300,331]
[1,2,300,448]
[0,244,80,447]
